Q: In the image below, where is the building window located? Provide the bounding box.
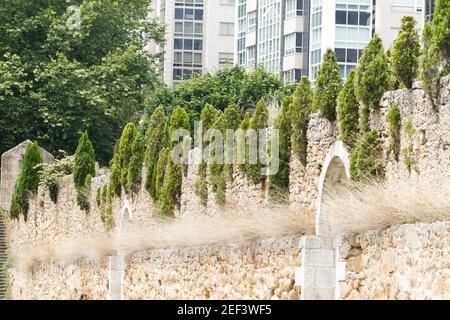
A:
[283,69,306,83]
[247,11,257,32]
[246,45,256,67]
[285,0,304,19]
[335,10,370,26]
[284,32,303,55]
[219,22,235,36]
[219,53,234,65]
[391,0,423,13]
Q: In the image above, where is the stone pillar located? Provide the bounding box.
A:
[296,235,346,300]
[108,255,124,300]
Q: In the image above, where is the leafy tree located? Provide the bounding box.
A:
[312,49,342,121]
[0,0,165,164]
[10,142,43,219]
[337,70,359,146]
[269,96,292,203]
[145,106,168,198]
[154,148,170,200]
[355,35,391,110]
[390,16,421,89]
[73,132,96,209]
[118,123,140,189]
[290,77,313,165]
[145,67,286,125]
[431,0,450,70]
[246,99,269,184]
[39,156,74,203]
[420,23,441,108]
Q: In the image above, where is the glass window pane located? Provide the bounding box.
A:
[175,22,183,33]
[194,53,202,64]
[173,69,182,80]
[184,39,193,50]
[194,23,203,34]
[184,22,193,34]
[175,8,184,19]
[174,38,183,49]
[195,9,204,20]
[359,12,370,26]
[335,48,346,62]
[183,69,192,80]
[185,9,194,20]
[348,11,358,25]
[336,10,347,24]
[347,49,358,63]
[336,26,347,41]
[174,52,182,63]
[184,52,193,64]
[194,40,203,50]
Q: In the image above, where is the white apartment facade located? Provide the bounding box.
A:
[150,0,236,86]
[235,0,310,83]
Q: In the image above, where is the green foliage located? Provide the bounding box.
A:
[312,49,342,121]
[209,114,226,206]
[337,70,359,146]
[246,99,269,185]
[126,133,145,194]
[420,23,441,108]
[109,153,122,197]
[390,16,421,89]
[97,184,114,230]
[350,131,384,182]
[39,156,74,203]
[290,77,313,165]
[387,103,401,160]
[145,106,168,198]
[73,132,96,209]
[222,103,242,180]
[237,112,251,175]
[10,143,43,219]
[154,148,170,201]
[77,174,92,212]
[159,153,183,217]
[269,96,292,204]
[355,35,391,109]
[145,66,285,125]
[431,0,450,70]
[0,0,165,164]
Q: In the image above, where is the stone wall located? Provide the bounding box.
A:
[123,236,300,300]
[9,257,109,300]
[340,221,450,300]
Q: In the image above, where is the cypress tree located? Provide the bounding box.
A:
[312,49,342,121]
[73,132,96,209]
[431,0,450,70]
[350,131,384,182]
[390,16,421,89]
[355,34,391,110]
[118,123,139,188]
[289,76,313,165]
[154,147,170,200]
[209,114,226,206]
[269,96,292,203]
[420,23,441,108]
[10,142,43,219]
[145,106,168,198]
[127,132,145,193]
[222,103,242,181]
[337,70,359,146]
[246,99,269,184]
[237,112,251,175]
[109,153,122,197]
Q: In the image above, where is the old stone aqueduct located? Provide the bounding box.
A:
[0,78,449,300]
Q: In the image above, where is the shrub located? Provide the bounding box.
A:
[109,153,122,197]
[312,49,342,121]
[118,123,140,188]
[401,118,418,173]
[431,0,450,71]
[77,174,92,211]
[10,142,43,219]
[337,70,359,146]
[387,103,401,160]
[209,114,226,206]
[350,131,384,182]
[289,77,312,165]
[39,156,74,203]
[73,132,96,209]
[355,34,391,109]
[269,96,292,204]
[390,16,421,89]
[154,148,170,200]
[246,99,269,184]
[144,106,168,198]
[420,23,441,108]
[159,153,183,217]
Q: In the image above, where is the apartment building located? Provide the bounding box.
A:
[235,0,310,83]
[150,0,236,86]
